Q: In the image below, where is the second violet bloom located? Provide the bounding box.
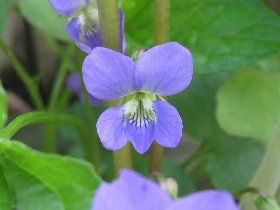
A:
[83,42,193,154]
[91,170,240,210]
[49,0,125,53]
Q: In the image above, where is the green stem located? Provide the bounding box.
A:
[149,0,170,173]
[0,37,44,110]
[48,45,75,111]
[111,100,132,174]
[41,45,74,153]
[180,145,210,169]
[240,124,280,210]
[0,112,85,139]
[41,124,57,153]
[97,0,121,51]
[0,111,96,164]
[154,0,170,45]
[80,71,101,172]
[39,33,64,59]
[113,145,132,176]
[97,0,132,175]
[149,143,163,172]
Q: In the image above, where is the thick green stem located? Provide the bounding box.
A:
[240,124,280,210]
[149,0,170,173]
[154,0,170,45]
[110,100,132,175]
[149,143,163,172]
[41,45,75,153]
[97,0,121,51]
[48,45,75,111]
[0,112,96,165]
[0,112,85,139]
[113,145,132,176]
[97,0,132,174]
[0,37,44,110]
[80,72,101,172]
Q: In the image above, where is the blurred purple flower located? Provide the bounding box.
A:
[83,42,193,154]
[67,73,103,105]
[49,0,125,53]
[91,170,240,210]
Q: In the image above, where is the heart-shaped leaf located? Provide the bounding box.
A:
[123,0,280,74]
[19,0,69,41]
[216,69,280,142]
[0,138,101,210]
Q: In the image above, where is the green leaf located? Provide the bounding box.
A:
[0,138,101,210]
[206,136,264,192]
[216,69,280,142]
[123,0,280,74]
[257,54,280,73]
[168,73,265,192]
[0,82,7,128]
[170,73,230,141]
[0,165,12,210]
[19,0,69,41]
[2,160,64,210]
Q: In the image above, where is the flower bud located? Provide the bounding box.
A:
[159,177,178,199]
[254,194,280,210]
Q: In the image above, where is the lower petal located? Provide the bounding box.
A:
[167,190,240,210]
[96,106,128,150]
[83,31,102,52]
[65,18,95,53]
[153,100,182,147]
[126,122,155,154]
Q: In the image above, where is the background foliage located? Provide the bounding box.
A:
[0,0,279,209]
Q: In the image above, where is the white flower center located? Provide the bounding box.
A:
[124,98,156,127]
[78,8,99,36]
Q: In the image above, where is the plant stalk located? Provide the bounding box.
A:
[240,124,280,210]
[149,0,170,173]
[41,45,75,153]
[0,111,96,164]
[80,71,101,172]
[0,37,44,110]
[97,0,132,175]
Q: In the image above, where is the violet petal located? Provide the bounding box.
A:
[136,42,193,96]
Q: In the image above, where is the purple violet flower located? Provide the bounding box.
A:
[67,73,103,105]
[91,170,240,210]
[49,0,125,53]
[83,42,193,154]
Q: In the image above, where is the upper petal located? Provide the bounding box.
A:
[136,42,193,96]
[153,100,182,147]
[167,190,240,210]
[49,0,93,17]
[83,47,136,100]
[83,31,102,53]
[91,170,172,210]
[96,106,128,150]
